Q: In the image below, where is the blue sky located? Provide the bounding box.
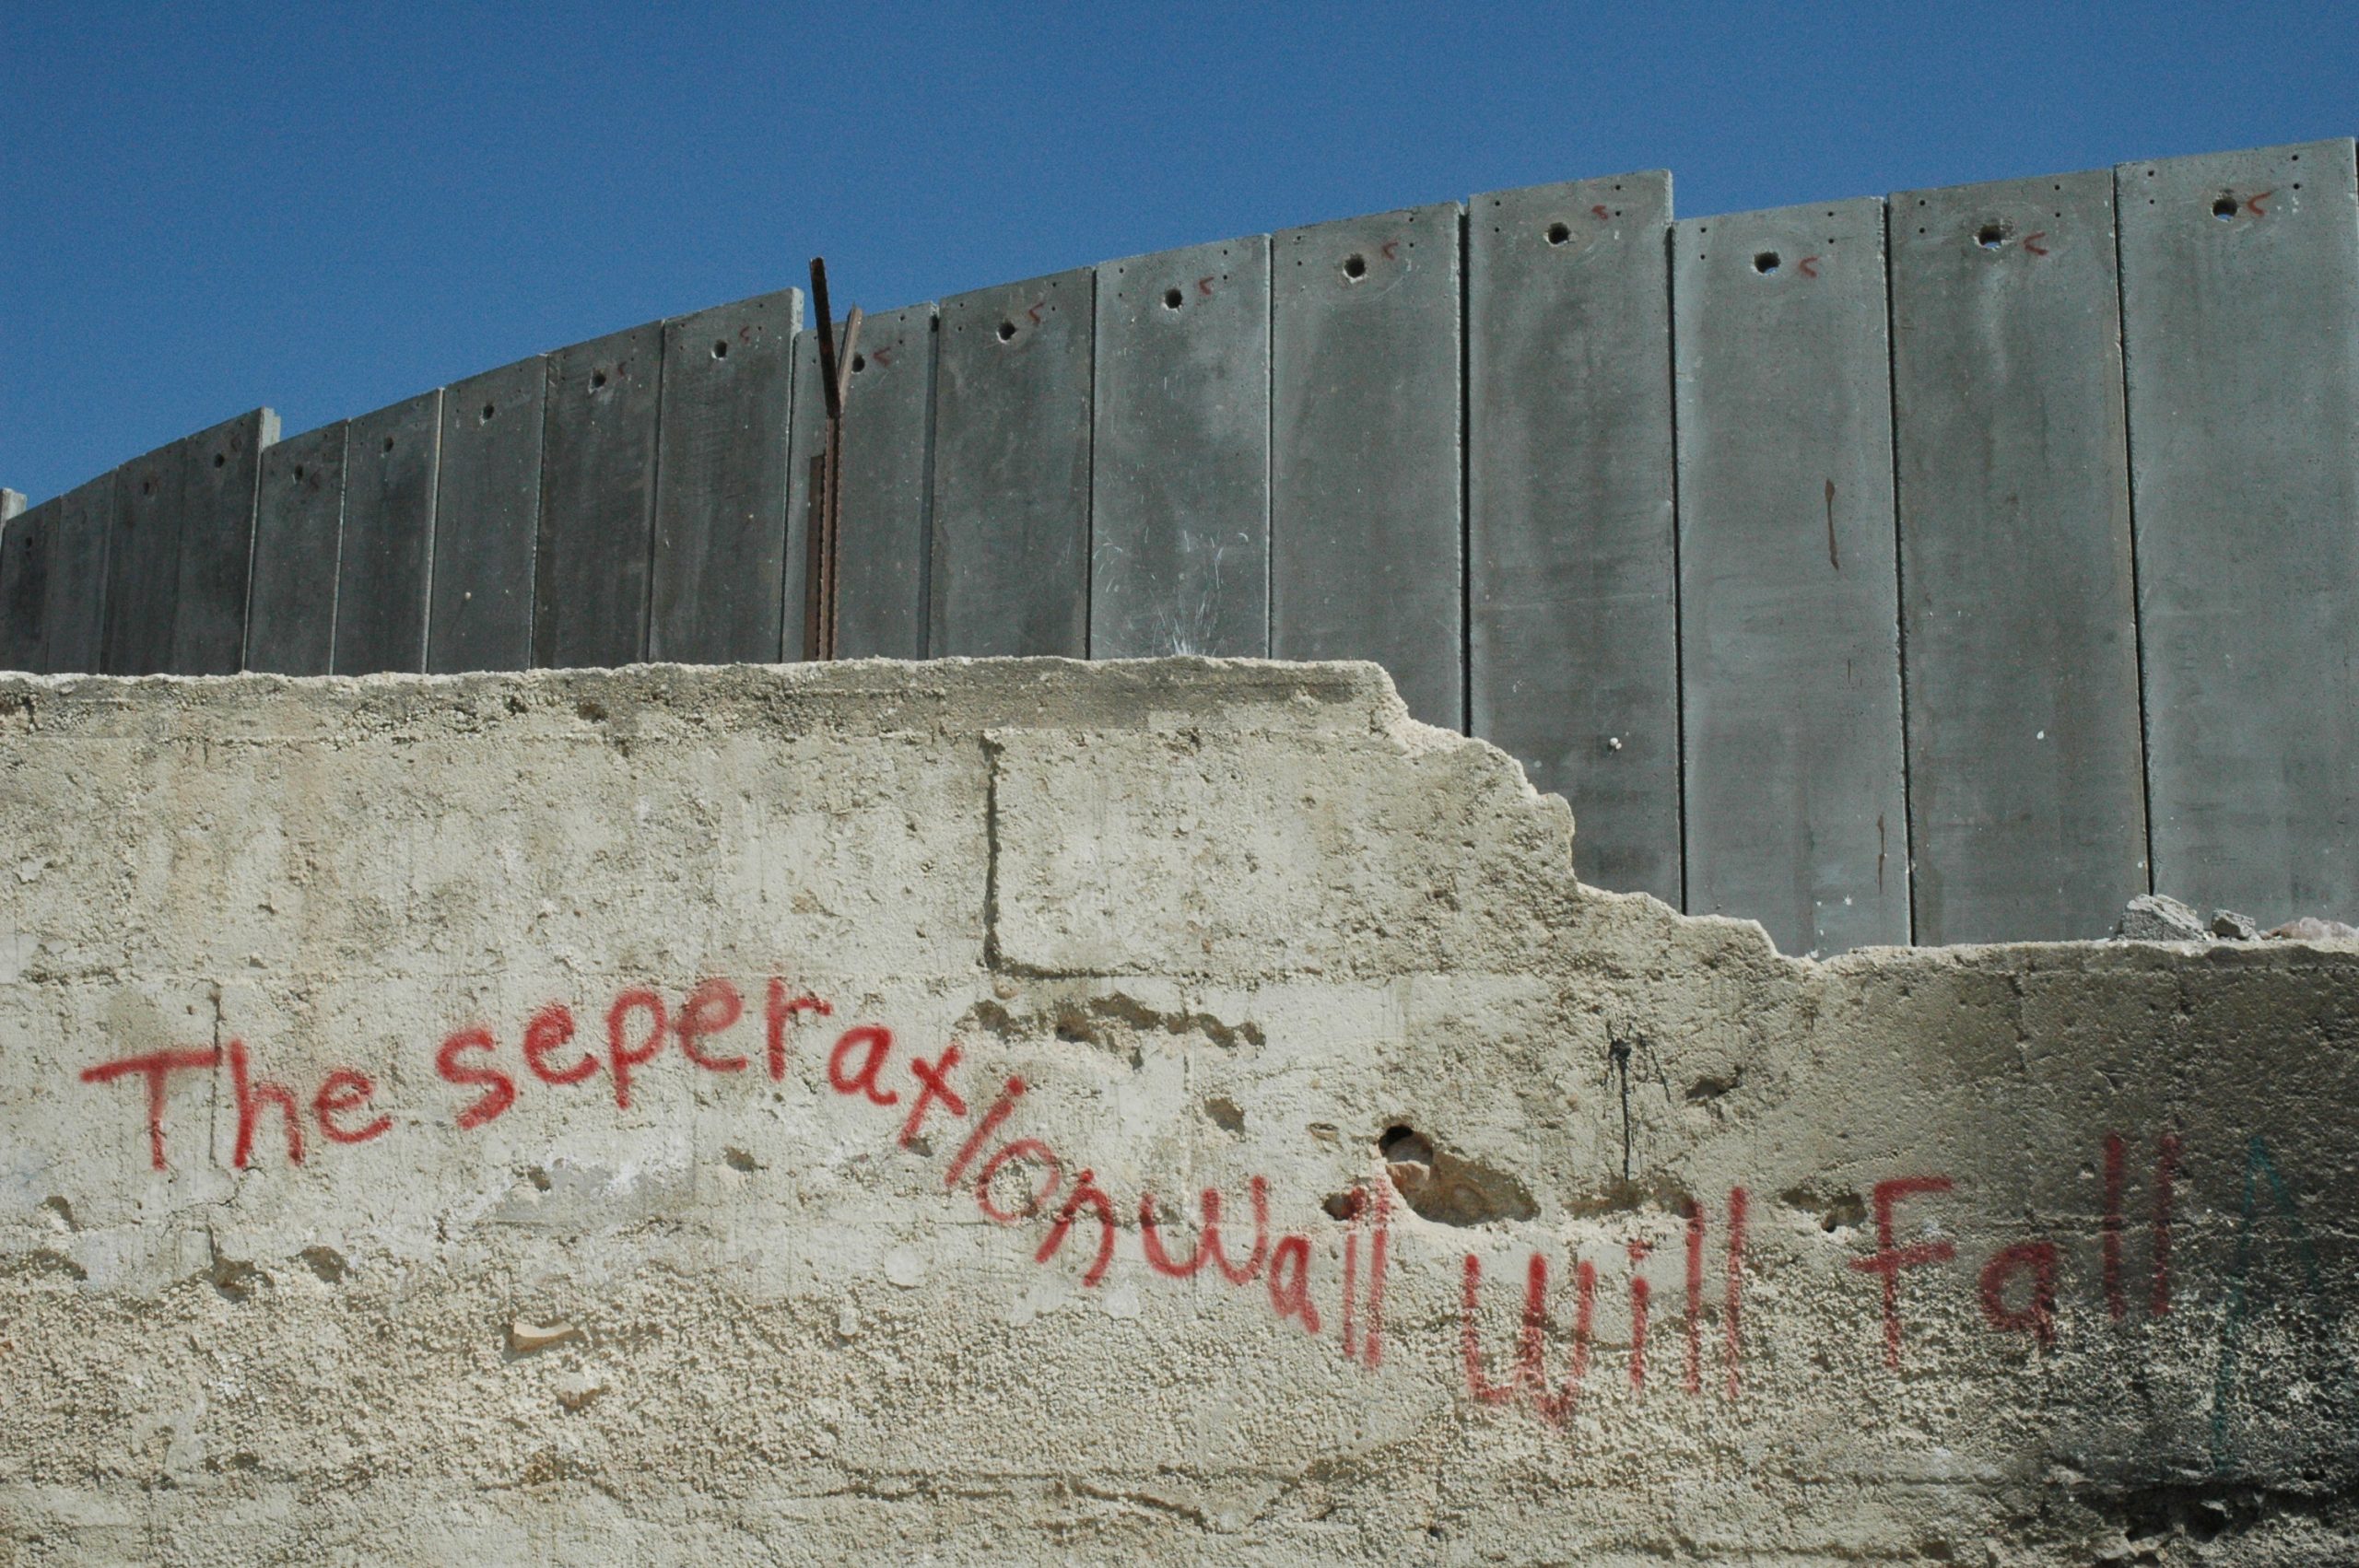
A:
[5,2,2355,504]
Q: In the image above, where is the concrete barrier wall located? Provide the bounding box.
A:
[6,136,2359,948]
[0,660,2353,1563]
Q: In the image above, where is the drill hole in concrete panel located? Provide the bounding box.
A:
[851,353,866,373]
[481,403,497,422]
[1753,251,1781,275]
[382,436,395,453]
[213,452,226,468]
[1978,224,2005,249]
[591,370,608,389]
[1545,220,1571,245]
[2212,195,2238,220]
[997,321,1017,342]
[1162,287,1183,310]
[1342,252,1367,280]
[711,339,729,359]
[292,465,305,482]
[141,477,156,497]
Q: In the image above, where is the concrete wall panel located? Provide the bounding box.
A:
[651,289,801,665]
[245,421,348,675]
[932,270,1095,657]
[428,356,546,673]
[102,410,275,675]
[0,503,45,672]
[2118,139,2359,923]
[1469,171,1678,902]
[334,391,441,674]
[1675,200,1907,953]
[38,475,112,675]
[1092,235,1271,658]
[1273,204,1462,729]
[1892,170,2148,943]
[836,303,936,660]
[536,324,664,669]
[168,408,276,675]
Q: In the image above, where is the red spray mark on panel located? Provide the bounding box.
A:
[1461,1250,1594,1424]
[900,1043,968,1148]
[1980,1241,2059,1349]
[230,1038,304,1167]
[1684,1201,1707,1394]
[313,1070,391,1145]
[1140,1179,1267,1283]
[605,990,666,1109]
[1265,1235,1322,1333]
[1036,1169,1118,1286]
[944,1078,1027,1189]
[675,978,746,1073]
[827,1025,899,1107]
[525,1003,595,1086]
[976,1138,1062,1223]
[765,982,830,1081]
[436,1027,515,1130]
[1626,1239,1651,1392]
[1849,1176,1956,1369]
[80,1047,221,1171]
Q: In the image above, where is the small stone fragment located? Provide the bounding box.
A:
[2211,909,2259,941]
[507,1319,583,1355]
[2116,894,2207,942]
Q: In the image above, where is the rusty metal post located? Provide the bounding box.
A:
[803,258,862,661]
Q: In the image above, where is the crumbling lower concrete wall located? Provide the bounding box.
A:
[0,659,2353,1565]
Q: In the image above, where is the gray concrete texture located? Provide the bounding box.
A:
[1,659,2353,1563]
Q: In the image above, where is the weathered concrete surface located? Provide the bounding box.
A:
[0,659,2353,1565]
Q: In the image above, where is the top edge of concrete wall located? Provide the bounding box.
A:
[7,655,2356,971]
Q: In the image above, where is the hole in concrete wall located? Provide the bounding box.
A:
[481,403,497,422]
[141,476,156,496]
[1977,224,2005,249]
[711,339,729,359]
[1163,287,1183,310]
[1342,252,1367,280]
[27,1249,86,1281]
[1684,1071,1739,1104]
[1545,221,1571,245]
[1379,1125,1537,1226]
[591,370,608,389]
[851,353,866,373]
[997,320,1017,342]
[292,464,306,482]
[1203,1096,1245,1133]
[1753,251,1781,275]
[2212,195,2238,220]
[382,436,395,453]
[213,451,227,468]
[1783,1187,1866,1233]
[210,1257,262,1302]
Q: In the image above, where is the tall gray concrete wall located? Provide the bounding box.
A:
[6,137,2359,950]
[0,660,2353,1563]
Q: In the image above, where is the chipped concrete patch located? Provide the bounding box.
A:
[0,658,2354,1564]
